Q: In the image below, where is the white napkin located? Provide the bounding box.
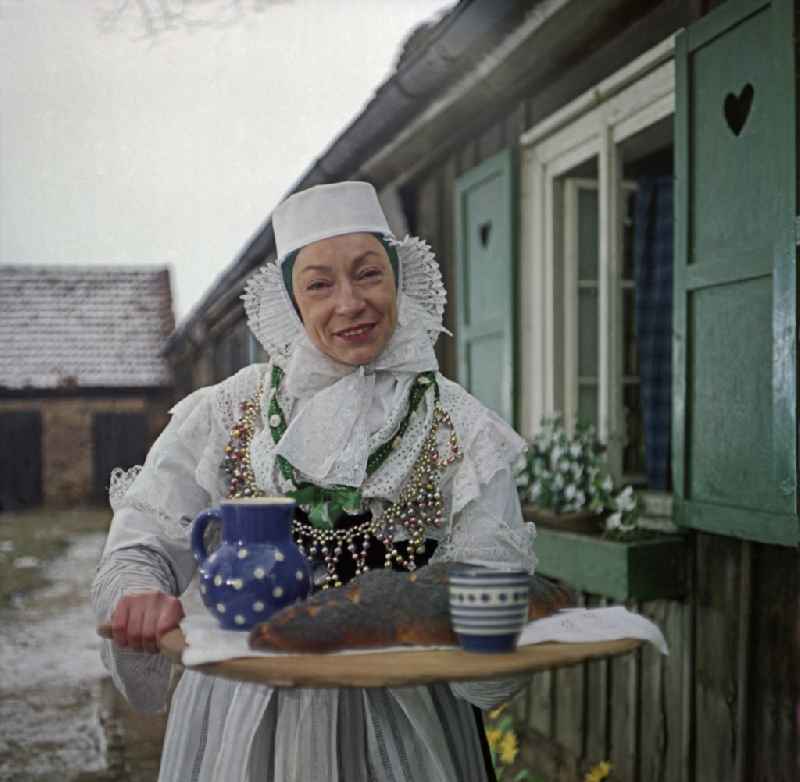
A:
[178,602,667,667]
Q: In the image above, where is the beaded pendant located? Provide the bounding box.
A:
[222,373,462,589]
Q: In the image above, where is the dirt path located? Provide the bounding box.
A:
[0,510,166,781]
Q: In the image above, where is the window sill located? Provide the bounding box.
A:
[524,506,688,602]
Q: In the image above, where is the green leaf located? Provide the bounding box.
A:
[513,771,532,781]
[497,715,514,732]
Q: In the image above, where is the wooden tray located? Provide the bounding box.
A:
[154,629,641,688]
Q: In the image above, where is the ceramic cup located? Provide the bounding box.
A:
[448,567,530,653]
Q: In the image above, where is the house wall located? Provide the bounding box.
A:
[156,0,799,778]
[0,392,172,507]
[400,3,799,781]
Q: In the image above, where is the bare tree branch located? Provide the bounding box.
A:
[96,0,293,39]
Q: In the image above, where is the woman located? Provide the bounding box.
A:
[92,181,537,781]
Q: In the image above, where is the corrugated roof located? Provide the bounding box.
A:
[0,265,174,390]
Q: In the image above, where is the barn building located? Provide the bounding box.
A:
[0,265,175,508]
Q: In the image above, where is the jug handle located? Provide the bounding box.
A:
[191,507,222,564]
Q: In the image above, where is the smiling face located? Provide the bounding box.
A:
[292,232,398,366]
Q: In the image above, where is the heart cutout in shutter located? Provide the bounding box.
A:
[479,221,492,248]
[723,83,754,136]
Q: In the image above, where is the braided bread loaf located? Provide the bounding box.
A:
[248,562,574,653]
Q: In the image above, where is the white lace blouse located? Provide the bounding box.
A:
[91,362,537,782]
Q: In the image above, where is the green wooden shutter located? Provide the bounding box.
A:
[454,149,516,425]
[674,0,798,545]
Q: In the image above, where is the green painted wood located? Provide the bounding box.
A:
[685,0,770,51]
[532,527,688,602]
[674,0,798,547]
[673,30,689,509]
[454,148,516,424]
[684,247,773,289]
[673,497,799,547]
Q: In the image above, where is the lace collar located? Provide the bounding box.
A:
[241,235,449,488]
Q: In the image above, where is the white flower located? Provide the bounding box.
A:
[565,484,577,500]
[571,463,584,480]
[616,486,637,513]
[530,482,542,499]
[559,459,571,473]
[569,443,582,459]
[605,511,623,531]
[602,475,614,493]
[551,446,563,465]
[553,474,565,490]
[575,490,586,507]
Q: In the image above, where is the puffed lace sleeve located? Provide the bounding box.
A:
[434,379,537,709]
[90,383,221,712]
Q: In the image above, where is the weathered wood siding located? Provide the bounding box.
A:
[496,537,798,782]
[404,2,800,777]
[162,1,800,775]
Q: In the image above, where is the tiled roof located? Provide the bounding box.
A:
[0,265,174,390]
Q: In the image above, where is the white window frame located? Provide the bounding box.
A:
[519,35,675,477]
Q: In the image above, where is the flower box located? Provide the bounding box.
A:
[524,511,689,602]
[523,504,605,534]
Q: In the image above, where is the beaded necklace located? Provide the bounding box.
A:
[222,368,462,588]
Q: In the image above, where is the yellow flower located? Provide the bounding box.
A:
[499,730,519,765]
[486,729,503,752]
[488,703,508,721]
[584,760,613,782]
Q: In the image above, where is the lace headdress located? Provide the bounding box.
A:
[241,181,451,489]
[243,181,448,368]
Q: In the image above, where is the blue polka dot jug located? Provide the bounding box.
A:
[191,497,311,631]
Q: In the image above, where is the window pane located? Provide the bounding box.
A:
[623,287,638,377]
[578,384,598,429]
[622,382,646,478]
[578,287,599,378]
[622,189,637,280]
[578,188,599,281]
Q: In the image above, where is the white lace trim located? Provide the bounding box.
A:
[242,235,448,367]
[108,465,188,542]
[438,377,527,515]
[109,465,143,507]
[106,365,529,570]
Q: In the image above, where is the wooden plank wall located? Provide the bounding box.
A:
[407,50,800,782]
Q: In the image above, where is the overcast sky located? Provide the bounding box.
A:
[1,0,454,319]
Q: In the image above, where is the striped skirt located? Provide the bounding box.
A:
[157,670,494,782]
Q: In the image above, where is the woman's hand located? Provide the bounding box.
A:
[110,591,184,654]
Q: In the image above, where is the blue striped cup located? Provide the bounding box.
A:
[448,567,530,653]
